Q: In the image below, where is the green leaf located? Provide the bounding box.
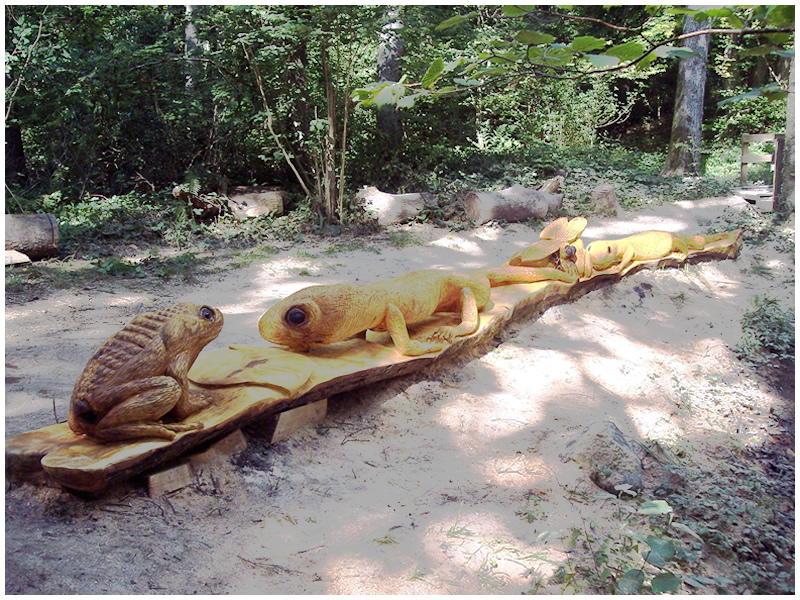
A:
[586,53,620,68]
[397,93,425,109]
[569,35,606,52]
[638,500,673,515]
[653,45,698,60]
[502,5,535,17]
[436,11,478,31]
[766,33,792,45]
[652,572,682,593]
[422,58,444,90]
[605,41,644,61]
[643,549,666,567]
[726,14,745,29]
[646,535,676,560]
[616,569,645,594]
[515,30,555,45]
[635,52,657,71]
[671,521,703,542]
[740,44,775,58]
[765,5,795,26]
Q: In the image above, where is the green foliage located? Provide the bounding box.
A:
[653,446,795,594]
[736,296,795,367]
[537,489,724,594]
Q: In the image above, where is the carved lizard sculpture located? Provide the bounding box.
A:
[258,266,573,357]
[583,231,733,273]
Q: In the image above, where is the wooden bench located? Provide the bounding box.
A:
[736,132,785,211]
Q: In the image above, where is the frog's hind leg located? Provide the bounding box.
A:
[93,377,202,441]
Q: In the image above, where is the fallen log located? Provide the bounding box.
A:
[464,183,563,224]
[358,186,435,225]
[227,187,287,219]
[4,213,59,259]
[5,227,742,495]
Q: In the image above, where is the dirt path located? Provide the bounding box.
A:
[5,196,794,594]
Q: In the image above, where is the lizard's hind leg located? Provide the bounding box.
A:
[428,287,480,343]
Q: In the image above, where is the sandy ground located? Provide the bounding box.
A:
[4,196,794,594]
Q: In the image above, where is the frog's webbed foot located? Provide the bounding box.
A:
[171,390,215,420]
[164,421,204,434]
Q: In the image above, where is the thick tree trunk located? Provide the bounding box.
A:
[376,7,404,151]
[5,74,28,185]
[184,5,201,89]
[660,13,710,177]
[776,57,794,214]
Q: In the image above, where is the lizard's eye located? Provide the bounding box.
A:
[285,306,308,327]
[199,305,216,321]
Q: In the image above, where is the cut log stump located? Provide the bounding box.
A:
[358,186,435,225]
[5,214,59,259]
[464,184,563,224]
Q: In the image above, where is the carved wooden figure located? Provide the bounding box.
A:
[5,217,743,493]
[258,264,582,357]
[583,231,733,273]
[68,303,224,442]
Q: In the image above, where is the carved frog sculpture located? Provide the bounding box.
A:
[68,303,224,442]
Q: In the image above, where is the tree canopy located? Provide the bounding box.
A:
[5,5,794,221]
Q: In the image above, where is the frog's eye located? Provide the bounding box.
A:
[199,305,216,321]
[285,306,308,327]
[564,245,576,260]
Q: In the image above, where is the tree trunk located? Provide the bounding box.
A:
[376,7,404,151]
[776,56,795,214]
[5,74,28,185]
[660,12,710,177]
[184,5,201,89]
[321,40,338,223]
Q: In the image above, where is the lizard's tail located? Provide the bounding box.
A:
[474,266,577,287]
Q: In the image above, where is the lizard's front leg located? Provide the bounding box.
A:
[428,287,481,343]
[384,304,448,356]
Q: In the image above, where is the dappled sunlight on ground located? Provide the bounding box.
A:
[6,196,793,594]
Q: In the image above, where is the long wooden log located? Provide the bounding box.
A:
[5,230,742,494]
[464,184,563,224]
[4,214,59,259]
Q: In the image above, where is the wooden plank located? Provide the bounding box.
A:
[741,153,774,164]
[263,399,328,444]
[5,229,743,494]
[742,133,779,143]
[189,429,248,466]
[148,462,195,497]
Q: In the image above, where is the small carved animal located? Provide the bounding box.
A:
[69,303,224,442]
[584,231,728,272]
[258,265,578,356]
[258,270,489,356]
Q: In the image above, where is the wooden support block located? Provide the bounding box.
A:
[148,462,195,497]
[264,399,328,444]
[189,430,248,467]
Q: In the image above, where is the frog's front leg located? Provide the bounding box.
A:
[165,352,216,420]
[92,376,202,441]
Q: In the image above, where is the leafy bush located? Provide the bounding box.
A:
[736,296,795,367]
